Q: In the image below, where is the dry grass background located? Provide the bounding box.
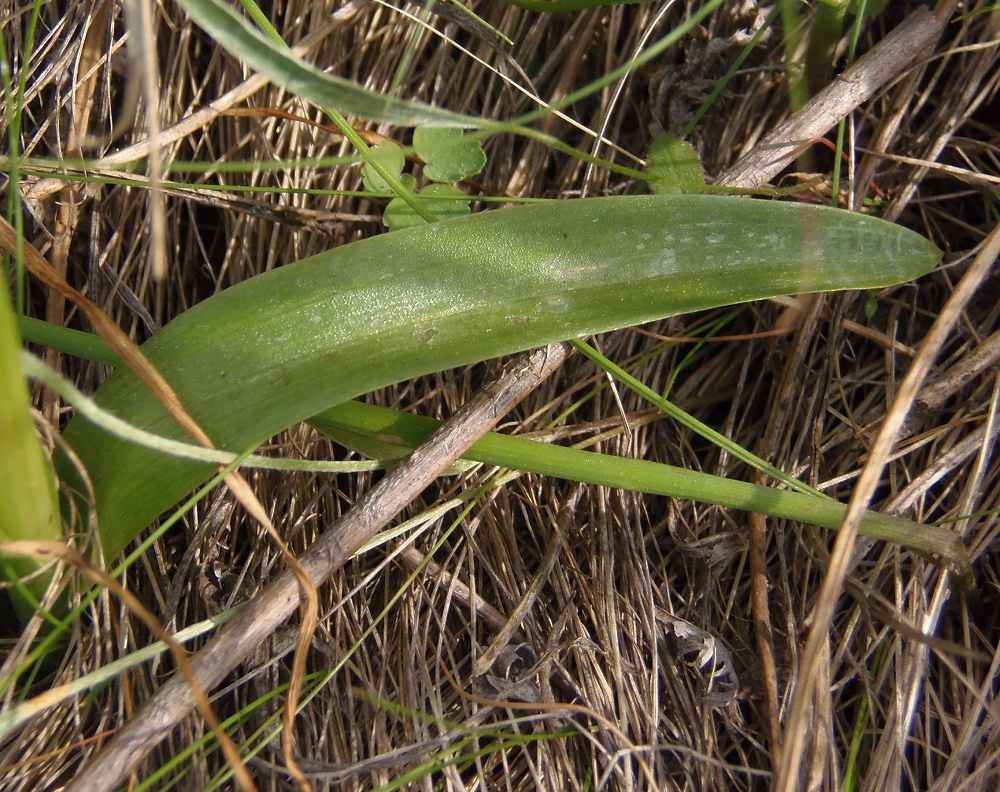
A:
[2,0,1000,789]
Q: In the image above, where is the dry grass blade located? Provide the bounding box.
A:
[0,214,318,791]
[0,540,256,792]
[0,216,207,446]
[717,1,956,189]
[777,223,1000,792]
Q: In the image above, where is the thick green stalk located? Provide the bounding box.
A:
[308,401,968,572]
[0,273,60,621]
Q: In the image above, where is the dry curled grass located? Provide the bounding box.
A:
[2,1,1000,789]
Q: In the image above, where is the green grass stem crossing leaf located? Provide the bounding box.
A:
[175,0,481,128]
[361,141,408,194]
[306,401,966,568]
[385,184,471,230]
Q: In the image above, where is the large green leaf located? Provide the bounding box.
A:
[57,195,940,563]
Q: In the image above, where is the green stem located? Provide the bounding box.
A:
[568,338,828,498]
[308,400,967,572]
[806,0,851,97]
[16,318,969,574]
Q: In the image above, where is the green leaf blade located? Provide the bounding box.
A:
[56,195,940,562]
[1,279,60,620]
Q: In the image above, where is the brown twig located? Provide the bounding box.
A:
[717,3,956,190]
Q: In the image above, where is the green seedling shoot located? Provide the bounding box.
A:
[363,130,486,230]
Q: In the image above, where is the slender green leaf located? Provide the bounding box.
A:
[175,0,480,128]
[17,314,120,366]
[307,401,967,568]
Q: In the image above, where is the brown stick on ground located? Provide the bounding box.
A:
[717,2,955,190]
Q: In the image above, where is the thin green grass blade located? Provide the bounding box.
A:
[0,609,240,741]
[55,195,940,568]
[568,337,827,497]
[17,315,120,366]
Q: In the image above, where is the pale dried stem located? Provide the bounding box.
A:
[23,5,364,202]
[717,2,956,190]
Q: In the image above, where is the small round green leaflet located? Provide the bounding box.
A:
[646,134,707,194]
[384,183,472,230]
[412,127,487,184]
[57,195,940,565]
